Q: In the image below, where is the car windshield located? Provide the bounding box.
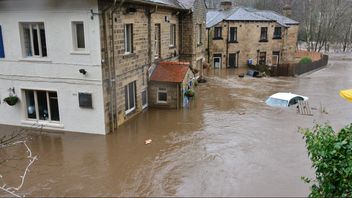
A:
[265,97,288,107]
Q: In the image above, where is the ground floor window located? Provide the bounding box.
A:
[272,51,280,66]
[142,90,148,109]
[213,54,222,69]
[125,81,136,114]
[25,90,60,121]
[157,88,167,103]
[259,52,266,65]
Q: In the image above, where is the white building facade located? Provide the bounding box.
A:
[0,0,107,134]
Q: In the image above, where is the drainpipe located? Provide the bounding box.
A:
[207,28,210,63]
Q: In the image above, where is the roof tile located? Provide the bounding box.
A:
[150,62,191,83]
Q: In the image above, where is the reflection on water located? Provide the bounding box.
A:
[1,59,352,197]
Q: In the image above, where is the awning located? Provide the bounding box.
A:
[339,89,352,102]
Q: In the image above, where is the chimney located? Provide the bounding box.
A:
[220,1,233,10]
[282,3,292,18]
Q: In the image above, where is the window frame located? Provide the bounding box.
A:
[197,24,202,45]
[72,21,86,51]
[157,87,167,104]
[260,27,268,42]
[259,52,267,65]
[23,89,60,122]
[229,27,238,42]
[125,81,136,114]
[170,24,176,47]
[20,22,47,57]
[142,89,148,109]
[273,27,282,39]
[124,24,133,54]
[154,23,161,58]
[213,27,223,40]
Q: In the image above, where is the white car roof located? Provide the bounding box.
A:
[269,92,307,101]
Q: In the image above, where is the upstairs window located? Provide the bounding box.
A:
[214,27,222,39]
[0,25,4,58]
[124,24,133,53]
[155,24,161,58]
[170,24,176,47]
[229,27,237,42]
[197,24,202,45]
[273,27,282,39]
[72,21,85,50]
[260,27,268,41]
[21,23,47,57]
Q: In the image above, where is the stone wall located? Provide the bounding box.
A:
[207,21,299,68]
[149,82,179,109]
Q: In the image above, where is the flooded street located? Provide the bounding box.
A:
[1,57,352,197]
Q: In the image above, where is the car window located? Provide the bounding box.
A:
[288,97,304,106]
[266,97,288,107]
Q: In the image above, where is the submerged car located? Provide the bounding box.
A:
[265,92,308,107]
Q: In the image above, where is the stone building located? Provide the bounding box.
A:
[0,0,207,135]
[206,2,299,69]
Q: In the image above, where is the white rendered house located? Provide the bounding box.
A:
[0,0,107,134]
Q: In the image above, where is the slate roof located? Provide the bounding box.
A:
[150,62,190,83]
[137,0,196,10]
[206,6,299,28]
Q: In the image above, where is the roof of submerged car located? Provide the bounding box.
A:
[269,92,306,101]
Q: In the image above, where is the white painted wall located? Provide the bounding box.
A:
[0,0,106,134]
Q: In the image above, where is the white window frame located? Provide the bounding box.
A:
[20,22,47,57]
[154,23,161,58]
[72,21,86,51]
[197,24,202,45]
[23,89,60,123]
[213,57,221,68]
[157,87,167,104]
[125,81,136,114]
[170,24,176,47]
[124,24,133,54]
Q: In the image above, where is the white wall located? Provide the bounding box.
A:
[0,0,107,134]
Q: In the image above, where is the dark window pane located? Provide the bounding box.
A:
[37,91,48,120]
[76,23,85,48]
[125,86,128,111]
[25,90,36,119]
[0,26,5,58]
[128,82,135,109]
[142,90,147,106]
[23,27,32,56]
[40,28,47,56]
[158,92,167,101]
[49,92,60,121]
[32,28,39,56]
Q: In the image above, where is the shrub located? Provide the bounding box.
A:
[299,56,313,64]
[300,124,352,197]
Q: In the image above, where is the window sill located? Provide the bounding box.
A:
[272,37,282,40]
[259,39,268,42]
[213,37,223,40]
[125,107,136,115]
[70,51,90,55]
[19,57,52,63]
[157,101,167,104]
[169,45,176,49]
[228,40,238,43]
[21,120,64,129]
[123,53,136,59]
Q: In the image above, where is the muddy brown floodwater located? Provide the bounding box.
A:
[1,56,352,197]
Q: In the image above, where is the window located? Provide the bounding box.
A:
[157,88,167,103]
[78,93,93,108]
[214,27,222,39]
[170,24,176,47]
[273,27,282,39]
[272,51,280,65]
[142,90,148,109]
[197,24,202,45]
[125,81,136,114]
[21,23,47,57]
[25,90,60,121]
[260,27,268,41]
[155,24,161,58]
[72,22,85,50]
[229,27,237,42]
[259,52,266,65]
[0,25,4,58]
[124,24,133,53]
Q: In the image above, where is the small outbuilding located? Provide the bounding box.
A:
[149,62,195,109]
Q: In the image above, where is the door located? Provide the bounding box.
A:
[214,57,221,69]
[228,53,236,68]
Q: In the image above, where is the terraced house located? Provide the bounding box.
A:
[206,1,299,69]
[0,0,206,134]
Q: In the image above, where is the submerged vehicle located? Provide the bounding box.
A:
[265,92,308,107]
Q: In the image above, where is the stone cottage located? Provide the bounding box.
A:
[206,1,299,69]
